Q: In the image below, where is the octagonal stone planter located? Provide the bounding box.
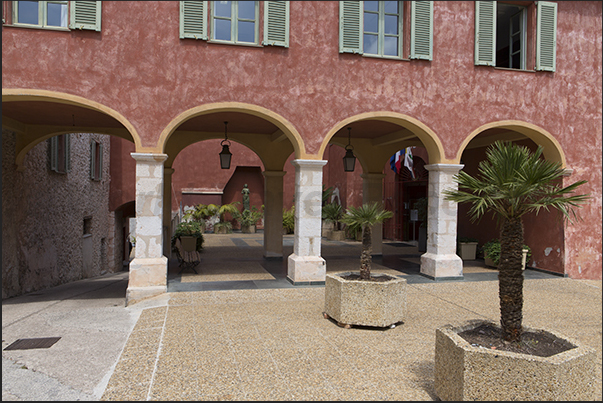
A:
[434,321,596,401]
[324,272,407,328]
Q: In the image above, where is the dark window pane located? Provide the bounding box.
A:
[238,1,255,20]
[47,2,67,27]
[384,14,398,35]
[364,12,378,33]
[384,1,398,14]
[18,1,39,25]
[512,53,520,69]
[384,36,398,56]
[237,20,255,42]
[214,1,231,18]
[364,33,378,54]
[215,19,231,40]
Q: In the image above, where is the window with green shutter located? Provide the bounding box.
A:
[410,1,433,60]
[49,133,70,174]
[180,1,208,39]
[12,1,101,31]
[263,1,289,47]
[340,1,433,60]
[475,1,557,72]
[211,1,259,44]
[90,139,103,181]
[69,1,101,31]
[536,1,557,72]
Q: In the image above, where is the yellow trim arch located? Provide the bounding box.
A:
[319,111,447,164]
[458,120,567,167]
[2,88,141,146]
[158,102,306,159]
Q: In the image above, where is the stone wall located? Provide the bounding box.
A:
[2,129,119,299]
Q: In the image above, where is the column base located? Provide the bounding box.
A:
[420,253,464,280]
[126,257,168,306]
[263,251,283,260]
[287,254,326,285]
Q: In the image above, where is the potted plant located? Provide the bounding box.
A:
[324,202,407,329]
[482,238,532,269]
[439,141,593,400]
[233,205,264,233]
[414,197,428,252]
[457,236,478,260]
[171,221,204,253]
[213,202,240,234]
[282,205,295,234]
[322,202,345,241]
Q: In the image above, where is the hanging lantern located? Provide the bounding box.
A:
[343,127,356,172]
[219,121,232,169]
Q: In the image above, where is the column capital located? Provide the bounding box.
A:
[263,170,287,178]
[131,153,168,163]
[291,159,328,169]
[424,163,464,173]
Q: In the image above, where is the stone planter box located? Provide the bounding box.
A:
[324,272,407,328]
[327,230,345,241]
[321,220,334,237]
[241,224,256,233]
[434,321,596,401]
[458,242,478,260]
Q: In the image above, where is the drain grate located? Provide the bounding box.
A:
[4,337,61,351]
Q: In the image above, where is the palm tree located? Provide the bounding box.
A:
[341,202,394,281]
[444,141,590,342]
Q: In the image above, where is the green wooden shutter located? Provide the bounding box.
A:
[263,1,289,47]
[180,1,208,40]
[536,1,557,72]
[339,1,363,54]
[69,1,101,31]
[474,1,496,66]
[410,1,433,60]
[98,142,103,180]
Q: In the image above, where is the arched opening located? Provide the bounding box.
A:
[457,122,569,276]
[2,90,140,298]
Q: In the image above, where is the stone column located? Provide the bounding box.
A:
[263,170,286,259]
[127,153,168,305]
[420,164,464,280]
[163,168,175,258]
[361,173,386,256]
[287,160,328,285]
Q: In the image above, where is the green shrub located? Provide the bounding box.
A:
[283,206,295,234]
[482,239,531,266]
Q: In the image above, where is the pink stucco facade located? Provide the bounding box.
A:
[3,1,602,283]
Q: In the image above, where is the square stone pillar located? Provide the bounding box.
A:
[163,168,175,257]
[287,160,328,285]
[127,153,168,306]
[361,173,386,256]
[263,170,286,259]
[420,164,464,280]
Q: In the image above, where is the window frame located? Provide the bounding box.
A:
[363,1,404,59]
[49,133,71,174]
[13,0,69,30]
[90,139,103,181]
[496,3,527,70]
[210,1,260,46]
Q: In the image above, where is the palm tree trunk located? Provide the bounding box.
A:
[359,225,373,280]
[498,216,525,342]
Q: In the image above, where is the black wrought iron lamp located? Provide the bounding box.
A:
[219,121,232,169]
[343,127,356,172]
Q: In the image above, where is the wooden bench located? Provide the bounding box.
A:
[173,237,201,275]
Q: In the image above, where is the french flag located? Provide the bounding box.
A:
[390,148,415,178]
